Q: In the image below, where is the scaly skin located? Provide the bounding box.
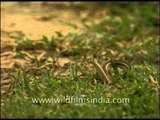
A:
[103,60,131,77]
[89,58,111,84]
[89,58,131,84]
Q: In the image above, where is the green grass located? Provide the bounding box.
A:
[1,2,159,118]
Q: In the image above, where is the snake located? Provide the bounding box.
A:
[89,58,131,84]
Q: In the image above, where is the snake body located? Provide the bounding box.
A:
[90,58,111,84]
[90,58,131,84]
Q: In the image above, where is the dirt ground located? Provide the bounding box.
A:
[1,2,81,39]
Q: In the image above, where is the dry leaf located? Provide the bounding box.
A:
[116,42,124,48]
[37,51,46,61]
[149,75,158,86]
[58,57,71,67]
[138,49,148,55]
[1,51,16,57]
[1,84,11,91]
[1,79,13,85]
[107,49,117,56]
[21,51,35,59]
